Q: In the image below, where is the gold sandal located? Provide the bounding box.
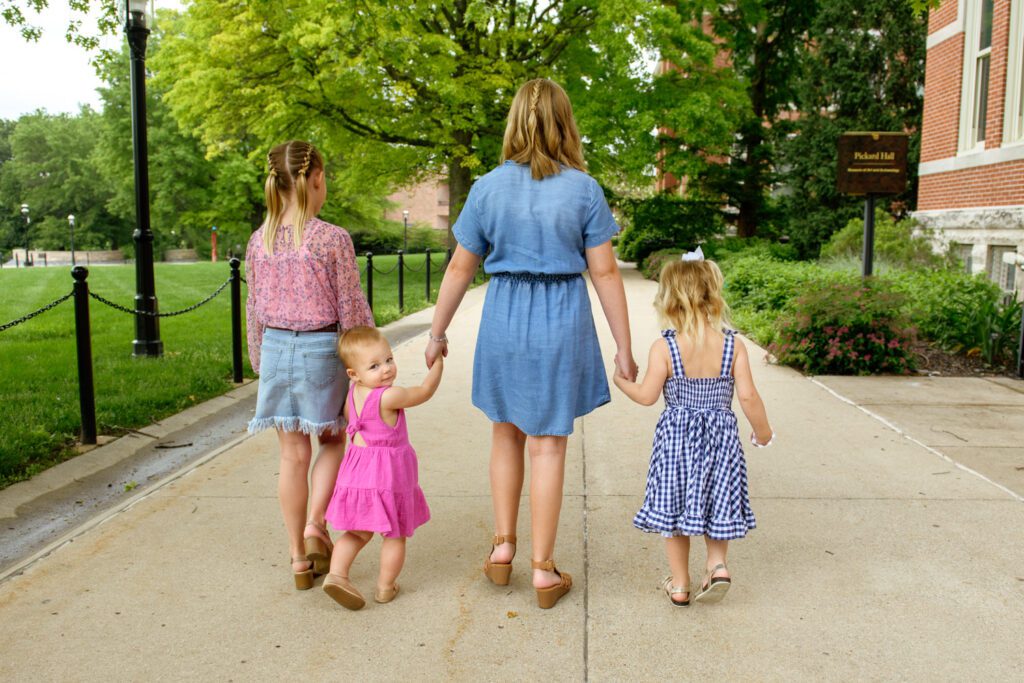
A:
[532,560,572,609]
[304,520,333,575]
[374,583,400,604]
[483,533,516,585]
[323,573,365,610]
[292,556,314,591]
[694,563,731,604]
[661,576,690,606]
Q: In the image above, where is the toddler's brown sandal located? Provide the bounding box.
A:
[304,520,333,575]
[532,559,572,609]
[374,583,400,604]
[661,576,690,606]
[483,533,516,585]
[323,573,366,610]
[694,563,731,604]
[292,556,314,591]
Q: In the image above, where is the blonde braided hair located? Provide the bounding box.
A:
[501,79,586,180]
[261,140,324,255]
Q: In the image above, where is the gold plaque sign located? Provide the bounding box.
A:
[836,132,908,195]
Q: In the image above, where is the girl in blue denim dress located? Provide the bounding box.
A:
[427,79,637,609]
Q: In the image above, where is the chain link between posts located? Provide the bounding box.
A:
[0,292,74,333]
[89,278,231,318]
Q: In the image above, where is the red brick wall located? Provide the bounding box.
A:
[928,0,959,31]
[918,159,1024,209]
[921,33,965,162]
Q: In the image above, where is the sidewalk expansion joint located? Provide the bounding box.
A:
[581,418,591,682]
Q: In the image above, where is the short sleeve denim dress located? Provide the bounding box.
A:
[453,161,619,436]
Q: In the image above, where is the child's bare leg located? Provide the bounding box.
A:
[490,422,526,564]
[329,531,372,577]
[704,537,731,582]
[528,434,568,589]
[378,537,407,590]
[276,430,313,571]
[665,535,691,590]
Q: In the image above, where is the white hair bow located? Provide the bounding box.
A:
[681,246,704,262]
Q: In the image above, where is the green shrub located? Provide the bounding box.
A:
[616,196,723,263]
[770,282,917,375]
[820,210,952,270]
[639,248,682,279]
[723,255,855,314]
[347,222,447,254]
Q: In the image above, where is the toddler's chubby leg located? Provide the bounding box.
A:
[376,537,407,603]
[329,530,373,577]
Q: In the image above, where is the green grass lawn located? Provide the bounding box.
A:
[0,253,453,487]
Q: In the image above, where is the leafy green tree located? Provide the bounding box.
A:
[778,0,926,256]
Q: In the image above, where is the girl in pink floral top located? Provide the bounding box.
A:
[245,140,374,591]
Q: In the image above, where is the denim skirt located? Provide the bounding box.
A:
[247,328,349,435]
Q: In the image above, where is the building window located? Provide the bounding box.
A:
[954,243,974,273]
[1005,0,1024,143]
[960,0,995,151]
[988,245,1018,293]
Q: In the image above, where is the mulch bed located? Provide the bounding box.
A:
[909,339,1018,378]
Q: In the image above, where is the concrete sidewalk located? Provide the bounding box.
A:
[1,267,1021,681]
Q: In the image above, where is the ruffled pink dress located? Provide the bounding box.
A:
[325,385,430,538]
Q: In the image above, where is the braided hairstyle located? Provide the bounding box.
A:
[262,140,324,255]
[501,79,586,180]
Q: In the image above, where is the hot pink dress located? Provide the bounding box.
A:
[325,385,430,538]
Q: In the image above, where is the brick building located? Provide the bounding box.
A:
[384,178,450,232]
[915,0,1024,297]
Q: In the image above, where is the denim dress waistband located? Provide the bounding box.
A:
[490,272,582,283]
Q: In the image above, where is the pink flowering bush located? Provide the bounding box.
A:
[770,282,917,375]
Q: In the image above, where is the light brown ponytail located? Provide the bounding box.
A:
[501,79,586,180]
[261,140,324,255]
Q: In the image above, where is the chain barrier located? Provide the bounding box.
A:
[427,253,448,270]
[89,278,231,318]
[0,291,74,333]
[403,257,427,273]
[371,261,401,275]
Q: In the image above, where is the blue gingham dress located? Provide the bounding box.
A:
[633,330,756,540]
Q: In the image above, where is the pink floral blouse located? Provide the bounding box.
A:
[245,218,374,373]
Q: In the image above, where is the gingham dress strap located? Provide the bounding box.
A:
[720,330,736,377]
[662,329,685,378]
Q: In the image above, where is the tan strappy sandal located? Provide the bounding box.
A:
[533,560,572,609]
[694,563,731,604]
[304,520,333,575]
[661,576,690,606]
[483,533,517,585]
[374,583,400,604]
[292,556,314,590]
[322,573,365,611]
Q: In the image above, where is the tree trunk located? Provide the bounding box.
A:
[446,131,474,250]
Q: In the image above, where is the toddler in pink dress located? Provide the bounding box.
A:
[323,326,441,610]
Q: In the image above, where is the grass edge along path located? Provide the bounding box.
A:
[0,253,461,488]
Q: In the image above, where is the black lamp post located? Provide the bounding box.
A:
[126,0,162,357]
[20,203,31,267]
[67,214,76,266]
[402,209,410,253]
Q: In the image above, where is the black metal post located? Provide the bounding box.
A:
[365,252,374,312]
[862,194,876,277]
[127,7,162,357]
[21,209,32,267]
[72,266,97,445]
[42,253,47,267]
[446,247,453,268]
[425,248,431,302]
[397,250,405,311]
[230,258,244,383]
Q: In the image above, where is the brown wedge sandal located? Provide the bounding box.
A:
[532,560,572,609]
[483,533,517,585]
[304,520,334,576]
[292,556,314,591]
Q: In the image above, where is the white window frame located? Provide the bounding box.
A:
[959,0,995,153]
[1003,0,1024,145]
[988,245,1018,293]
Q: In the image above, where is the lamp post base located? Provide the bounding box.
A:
[132,338,164,357]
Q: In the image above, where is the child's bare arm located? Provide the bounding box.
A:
[613,339,670,406]
[381,356,444,410]
[732,339,773,444]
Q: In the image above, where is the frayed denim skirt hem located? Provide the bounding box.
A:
[248,328,349,436]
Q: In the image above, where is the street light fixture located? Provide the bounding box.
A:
[68,214,76,265]
[402,209,410,253]
[125,0,162,356]
[20,203,31,267]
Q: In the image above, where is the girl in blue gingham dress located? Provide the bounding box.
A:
[614,252,773,607]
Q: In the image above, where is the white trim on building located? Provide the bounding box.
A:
[1003,0,1024,144]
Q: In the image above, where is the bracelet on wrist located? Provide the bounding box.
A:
[429,333,448,344]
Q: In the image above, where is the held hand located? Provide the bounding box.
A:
[750,429,776,448]
[425,338,448,368]
[614,349,638,383]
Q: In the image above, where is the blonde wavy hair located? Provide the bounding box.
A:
[501,79,586,180]
[655,259,732,346]
[337,325,385,370]
[262,140,324,255]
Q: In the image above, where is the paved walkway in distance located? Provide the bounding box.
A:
[1,266,1022,681]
